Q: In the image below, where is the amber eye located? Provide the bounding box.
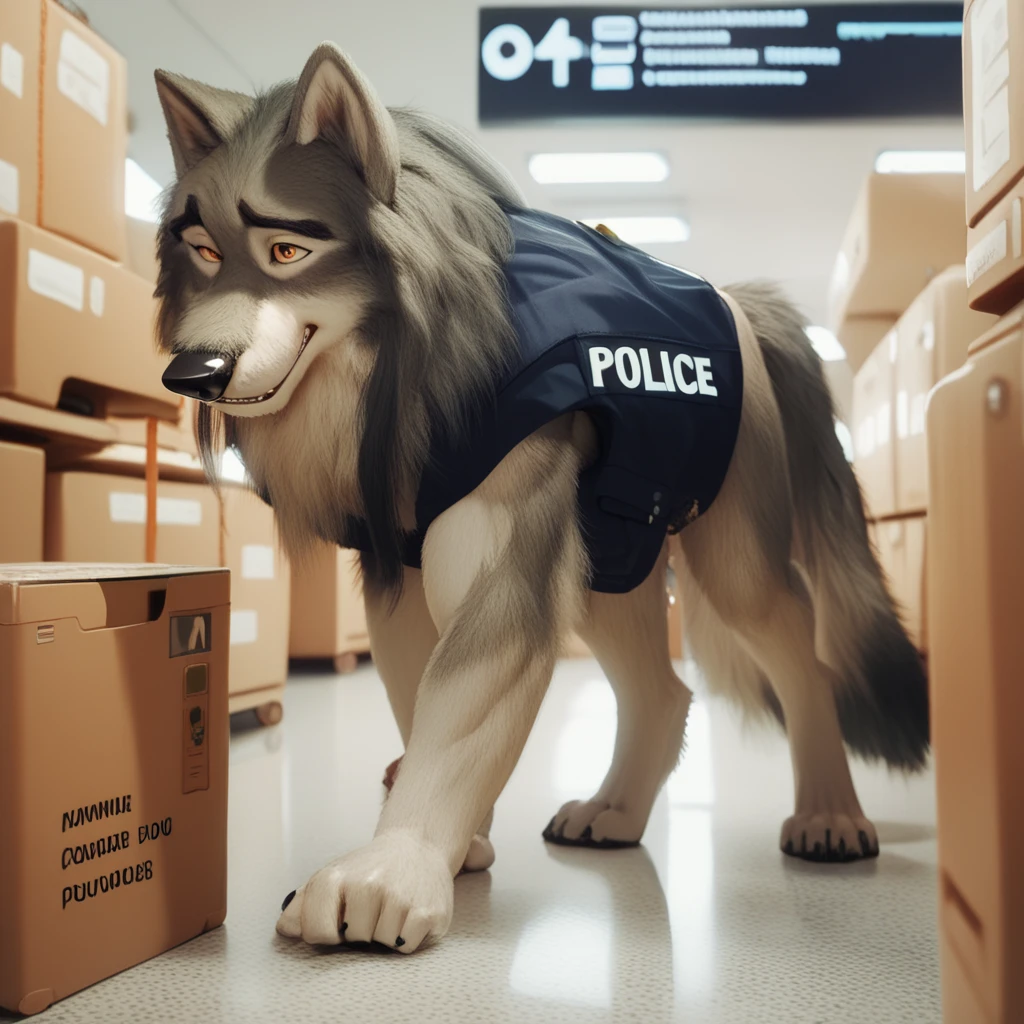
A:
[271,242,310,265]
[194,245,222,263]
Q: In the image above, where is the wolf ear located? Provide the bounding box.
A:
[286,43,399,206]
[154,70,253,176]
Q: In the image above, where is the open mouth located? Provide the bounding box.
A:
[217,324,318,406]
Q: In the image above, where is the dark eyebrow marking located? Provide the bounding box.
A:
[168,195,204,239]
[237,199,334,240]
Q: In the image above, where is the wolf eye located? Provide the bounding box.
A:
[193,245,222,263]
[271,243,311,265]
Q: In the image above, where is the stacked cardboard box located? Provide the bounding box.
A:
[929,6,1024,1019]
[851,267,995,652]
[828,172,967,372]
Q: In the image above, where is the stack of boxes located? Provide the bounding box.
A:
[0,1,294,723]
[928,2,1024,1020]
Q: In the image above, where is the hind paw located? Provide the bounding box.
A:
[780,812,879,863]
[542,800,643,849]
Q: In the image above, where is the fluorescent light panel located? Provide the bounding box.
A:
[125,158,164,222]
[582,216,689,244]
[805,325,847,361]
[875,150,965,174]
[529,151,669,184]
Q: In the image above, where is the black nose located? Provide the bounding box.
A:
[162,352,236,402]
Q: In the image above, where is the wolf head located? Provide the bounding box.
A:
[153,44,521,590]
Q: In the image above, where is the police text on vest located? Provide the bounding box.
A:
[587,344,718,397]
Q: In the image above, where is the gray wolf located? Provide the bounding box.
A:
[153,42,928,954]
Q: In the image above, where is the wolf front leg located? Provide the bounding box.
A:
[276,418,587,952]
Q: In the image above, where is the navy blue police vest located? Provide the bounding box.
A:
[307,208,742,593]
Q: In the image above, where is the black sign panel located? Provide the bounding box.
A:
[479,4,964,121]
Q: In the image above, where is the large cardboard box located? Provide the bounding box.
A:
[964,0,1024,227]
[40,1,127,261]
[927,306,1024,1023]
[894,267,997,513]
[125,216,159,284]
[0,439,44,561]
[827,173,967,333]
[0,0,42,222]
[873,514,926,651]
[852,330,897,520]
[289,544,368,668]
[221,486,290,696]
[835,314,898,375]
[0,219,178,421]
[45,471,220,567]
[0,564,229,1016]
[966,177,1024,313]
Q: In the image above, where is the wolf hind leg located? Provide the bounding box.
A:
[544,544,693,848]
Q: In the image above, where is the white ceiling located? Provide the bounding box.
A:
[81,0,964,360]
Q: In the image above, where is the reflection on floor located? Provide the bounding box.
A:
[13,660,941,1023]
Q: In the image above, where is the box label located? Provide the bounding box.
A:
[89,275,105,316]
[28,248,85,311]
[58,29,110,126]
[241,544,275,579]
[1,42,24,98]
[972,0,1011,190]
[109,492,204,526]
[966,219,1008,285]
[0,157,18,216]
[230,609,258,645]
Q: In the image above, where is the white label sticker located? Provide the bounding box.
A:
[57,29,110,126]
[966,219,1008,285]
[89,276,105,316]
[241,544,275,580]
[0,158,18,215]
[1,43,24,98]
[230,610,259,646]
[28,249,84,311]
[876,401,891,447]
[109,493,203,526]
[972,0,1011,190]
[1013,198,1022,259]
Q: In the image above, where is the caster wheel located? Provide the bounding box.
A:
[255,700,283,727]
[333,652,359,674]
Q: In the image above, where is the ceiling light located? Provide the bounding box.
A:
[875,150,965,174]
[582,216,689,244]
[529,152,669,184]
[125,158,164,222]
[805,325,847,361]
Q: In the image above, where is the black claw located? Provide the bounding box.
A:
[784,839,795,855]
[542,817,557,841]
[801,832,808,856]
[837,837,848,860]
[859,830,871,857]
[813,841,823,860]
[580,825,593,841]
[395,937,405,948]
[281,890,296,912]
[340,922,349,937]
[825,828,832,857]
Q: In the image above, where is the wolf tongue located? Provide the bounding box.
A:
[161,351,236,403]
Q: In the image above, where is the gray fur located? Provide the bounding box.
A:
[726,281,930,770]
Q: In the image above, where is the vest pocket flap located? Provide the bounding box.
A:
[594,465,667,524]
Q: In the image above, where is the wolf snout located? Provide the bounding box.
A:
[161,351,236,402]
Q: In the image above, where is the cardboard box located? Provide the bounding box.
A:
[0,219,178,421]
[0,564,229,1016]
[835,314,898,375]
[874,514,926,651]
[0,439,44,561]
[966,178,1024,313]
[45,471,220,566]
[827,173,967,331]
[0,0,42,222]
[894,267,997,513]
[964,0,1024,227]
[852,330,897,520]
[927,305,1024,1023]
[289,543,368,667]
[221,486,290,696]
[40,1,127,261]
[124,216,159,284]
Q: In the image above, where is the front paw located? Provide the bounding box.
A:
[276,832,454,953]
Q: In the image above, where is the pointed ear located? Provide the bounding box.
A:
[286,43,399,206]
[154,70,253,177]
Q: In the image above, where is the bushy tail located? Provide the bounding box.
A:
[726,282,930,771]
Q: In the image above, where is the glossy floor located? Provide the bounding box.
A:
[12,660,941,1023]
